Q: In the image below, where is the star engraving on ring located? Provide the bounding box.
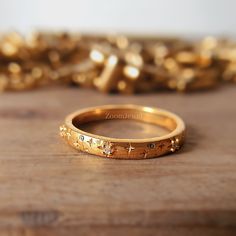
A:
[126,143,135,155]
[66,131,71,140]
[158,143,165,150]
[141,149,148,159]
[87,138,93,147]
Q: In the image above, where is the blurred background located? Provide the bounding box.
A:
[0,0,235,36]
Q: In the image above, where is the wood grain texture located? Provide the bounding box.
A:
[0,85,236,236]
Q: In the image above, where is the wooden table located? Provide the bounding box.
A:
[0,85,235,236]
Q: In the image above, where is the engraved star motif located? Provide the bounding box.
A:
[126,143,135,154]
[141,149,148,159]
[66,132,71,139]
[87,138,93,147]
[158,143,165,150]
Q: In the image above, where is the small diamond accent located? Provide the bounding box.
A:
[103,142,114,156]
[147,143,156,149]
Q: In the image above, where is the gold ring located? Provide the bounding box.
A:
[60,104,186,159]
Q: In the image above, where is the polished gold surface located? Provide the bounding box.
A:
[0,32,235,93]
[60,105,186,159]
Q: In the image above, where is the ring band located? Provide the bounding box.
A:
[60,105,186,159]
